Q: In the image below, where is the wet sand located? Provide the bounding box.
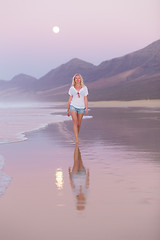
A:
[0,106,160,240]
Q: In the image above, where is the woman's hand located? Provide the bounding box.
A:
[67,96,72,117]
[67,109,70,116]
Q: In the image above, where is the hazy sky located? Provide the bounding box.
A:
[0,0,159,80]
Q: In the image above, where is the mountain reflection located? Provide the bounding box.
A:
[69,144,89,211]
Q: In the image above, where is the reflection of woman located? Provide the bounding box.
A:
[69,144,89,211]
[67,74,88,143]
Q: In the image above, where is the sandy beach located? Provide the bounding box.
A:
[0,102,160,240]
[89,99,160,108]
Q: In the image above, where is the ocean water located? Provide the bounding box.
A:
[0,102,70,195]
[0,102,70,144]
[0,106,159,240]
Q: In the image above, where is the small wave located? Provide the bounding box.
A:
[0,106,70,144]
[0,155,4,170]
[0,155,12,196]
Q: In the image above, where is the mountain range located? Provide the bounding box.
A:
[0,39,160,102]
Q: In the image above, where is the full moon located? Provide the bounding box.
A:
[53,26,60,34]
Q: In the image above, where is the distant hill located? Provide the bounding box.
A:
[0,39,160,101]
[0,74,37,101]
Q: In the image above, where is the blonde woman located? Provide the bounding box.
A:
[67,74,88,143]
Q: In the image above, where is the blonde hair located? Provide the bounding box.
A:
[72,74,84,88]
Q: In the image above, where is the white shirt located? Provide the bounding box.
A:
[68,86,88,109]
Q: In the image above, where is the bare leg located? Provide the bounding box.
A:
[70,111,79,142]
[77,113,84,134]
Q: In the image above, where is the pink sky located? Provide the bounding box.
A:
[0,0,159,80]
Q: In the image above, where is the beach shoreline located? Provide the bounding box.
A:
[51,99,160,109]
[89,99,160,108]
[0,99,159,146]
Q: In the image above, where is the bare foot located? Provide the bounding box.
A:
[76,138,79,144]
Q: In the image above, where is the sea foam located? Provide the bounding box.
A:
[0,155,12,196]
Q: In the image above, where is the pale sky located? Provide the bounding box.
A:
[0,0,159,80]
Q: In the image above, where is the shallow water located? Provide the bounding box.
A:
[0,106,160,240]
[0,103,69,144]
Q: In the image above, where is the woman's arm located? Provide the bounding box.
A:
[67,95,73,116]
[84,96,88,114]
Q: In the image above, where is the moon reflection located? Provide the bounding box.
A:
[55,168,64,190]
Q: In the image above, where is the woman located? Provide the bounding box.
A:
[67,74,88,143]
